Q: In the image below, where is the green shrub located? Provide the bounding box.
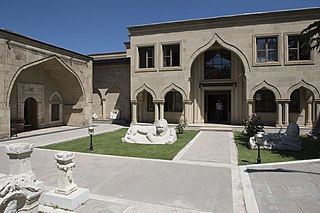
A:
[176,119,186,134]
[243,113,264,137]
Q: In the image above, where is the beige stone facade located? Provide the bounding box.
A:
[90,52,130,122]
[127,8,320,127]
[0,30,92,138]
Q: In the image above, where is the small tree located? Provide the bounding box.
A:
[243,113,264,137]
[300,20,320,53]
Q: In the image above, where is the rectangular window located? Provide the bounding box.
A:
[51,104,60,121]
[288,35,310,61]
[163,44,180,67]
[139,46,154,68]
[256,37,278,62]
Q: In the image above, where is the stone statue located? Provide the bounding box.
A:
[248,122,301,151]
[122,119,177,144]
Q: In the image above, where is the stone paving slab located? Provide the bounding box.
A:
[180,131,231,164]
[0,146,233,212]
[246,161,320,213]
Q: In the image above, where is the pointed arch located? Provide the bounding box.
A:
[50,91,62,101]
[6,55,85,107]
[286,80,320,100]
[249,80,281,99]
[160,83,187,100]
[187,33,250,75]
[132,84,157,100]
[105,85,122,96]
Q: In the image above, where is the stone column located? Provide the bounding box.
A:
[306,101,313,126]
[131,101,137,123]
[247,100,253,117]
[316,101,320,121]
[102,98,107,119]
[6,143,36,180]
[276,101,283,127]
[159,101,164,120]
[183,100,192,124]
[284,102,289,126]
[154,102,159,122]
[54,152,77,195]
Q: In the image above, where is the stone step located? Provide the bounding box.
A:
[200,127,233,132]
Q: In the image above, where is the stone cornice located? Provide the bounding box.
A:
[0,29,92,62]
[128,8,320,36]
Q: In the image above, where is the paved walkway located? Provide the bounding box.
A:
[1,124,320,212]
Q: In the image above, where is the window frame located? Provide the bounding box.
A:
[203,49,232,80]
[253,34,282,67]
[159,41,182,71]
[284,32,314,66]
[136,44,157,72]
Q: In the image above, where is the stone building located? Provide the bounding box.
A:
[90,52,130,122]
[126,8,320,126]
[1,8,319,139]
[0,29,92,138]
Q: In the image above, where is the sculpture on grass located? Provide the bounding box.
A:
[122,119,177,144]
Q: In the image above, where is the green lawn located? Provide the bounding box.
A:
[40,129,199,160]
[234,131,320,165]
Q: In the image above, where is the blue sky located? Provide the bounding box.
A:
[1,0,319,54]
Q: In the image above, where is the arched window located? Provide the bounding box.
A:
[254,89,276,112]
[50,92,62,122]
[147,92,154,112]
[204,49,231,79]
[289,89,300,113]
[165,91,182,112]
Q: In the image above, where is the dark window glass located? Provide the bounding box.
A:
[288,36,310,61]
[204,49,231,79]
[256,37,278,62]
[139,46,154,68]
[163,44,180,67]
[255,90,276,112]
[51,104,60,121]
[147,93,154,112]
[164,91,182,112]
[289,89,300,113]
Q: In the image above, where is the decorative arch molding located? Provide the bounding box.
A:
[132,84,157,100]
[286,79,320,100]
[6,55,86,107]
[50,91,62,101]
[93,88,103,100]
[160,83,187,101]
[249,80,281,100]
[105,85,122,95]
[187,33,250,75]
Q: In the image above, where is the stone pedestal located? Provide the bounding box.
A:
[1,143,43,212]
[54,152,77,195]
[6,143,36,180]
[40,152,89,212]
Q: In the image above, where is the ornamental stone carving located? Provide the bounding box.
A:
[54,152,77,195]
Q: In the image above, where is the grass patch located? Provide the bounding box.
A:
[234,131,320,165]
[40,129,199,160]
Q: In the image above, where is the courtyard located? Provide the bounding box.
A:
[1,123,320,212]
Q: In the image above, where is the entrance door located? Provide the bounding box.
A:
[24,97,37,130]
[205,91,231,123]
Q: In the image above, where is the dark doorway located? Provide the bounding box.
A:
[205,91,231,123]
[24,97,37,130]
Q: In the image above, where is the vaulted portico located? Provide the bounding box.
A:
[0,29,92,138]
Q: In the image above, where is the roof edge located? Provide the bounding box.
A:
[0,29,92,61]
